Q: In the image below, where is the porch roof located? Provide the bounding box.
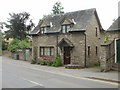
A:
[58,38,74,47]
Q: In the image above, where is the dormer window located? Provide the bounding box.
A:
[40,27,49,34]
[60,18,75,34]
[61,25,71,33]
[39,21,50,34]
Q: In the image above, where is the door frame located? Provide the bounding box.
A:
[63,46,71,65]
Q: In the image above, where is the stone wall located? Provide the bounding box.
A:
[107,31,120,41]
[59,33,85,66]
[2,50,11,57]
[100,41,115,72]
[2,49,32,61]
[34,32,86,67]
[85,14,101,66]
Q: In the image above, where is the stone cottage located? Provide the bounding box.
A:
[30,8,103,67]
[100,16,120,71]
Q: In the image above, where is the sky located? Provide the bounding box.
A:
[0,0,119,31]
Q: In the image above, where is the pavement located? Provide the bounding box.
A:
[32,64,119,84]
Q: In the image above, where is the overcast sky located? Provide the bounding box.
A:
[0,0,119,30]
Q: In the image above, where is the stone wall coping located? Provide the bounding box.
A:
[101,40,114,46]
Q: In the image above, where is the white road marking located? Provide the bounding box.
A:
[28,80,43,86]
[22,78,43,86]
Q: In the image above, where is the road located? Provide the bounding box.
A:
[1,56,118,88]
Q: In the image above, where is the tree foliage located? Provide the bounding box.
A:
[7,39,20,52]
[8,39,32,53]
[52,1,64,15]
[5,12,34,40]
[2,40,8,50]
[18,40,32,49]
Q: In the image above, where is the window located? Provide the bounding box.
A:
[96,46,98,55]
[61,25,66,33]
[40,47,54,56]
[96,27,98,37]
[40,27,48,34]
[88,46,90,57]
[50,47,54,56]
[66,25,71,30]
[41,27,44,34]
[61,25,71,33]
[40,47,44,56]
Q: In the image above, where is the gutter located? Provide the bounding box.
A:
[106,29,120,32]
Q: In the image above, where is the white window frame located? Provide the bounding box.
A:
[40,47,54,57]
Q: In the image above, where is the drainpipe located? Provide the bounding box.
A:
[56,33,58,55]
[84,32,87,67]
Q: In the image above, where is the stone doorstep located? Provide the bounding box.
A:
[85,77,120,84]
[64,64,84,69]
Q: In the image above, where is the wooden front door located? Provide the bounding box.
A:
[64,47,71,65]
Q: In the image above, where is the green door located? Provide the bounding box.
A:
[116,39,120,63]
[24,49,30,61]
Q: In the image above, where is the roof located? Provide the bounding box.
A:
[30,8,100,35]
[107,16,120,32]
[58,38,74,47]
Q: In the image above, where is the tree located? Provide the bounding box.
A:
[5,12,34,40]
[0,22,4,29]
[7,39,32,53]
[52,1,64,15]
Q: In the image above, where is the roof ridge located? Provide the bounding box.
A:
[42,8,96,19]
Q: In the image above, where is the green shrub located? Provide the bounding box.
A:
[18,40,32,49]
[47,61,53,66]
[40,61,47,65]
[52,59,62,67]
[37,61,41,64]
[104,34,109,43]
[52,54,62,67]
[7,39,20,53]
[94,61,100,66]
[2,40,8,50]
[89,61,100,67]
[31,60,36,64]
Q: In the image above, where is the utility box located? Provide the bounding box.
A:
[14,54,19,60]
